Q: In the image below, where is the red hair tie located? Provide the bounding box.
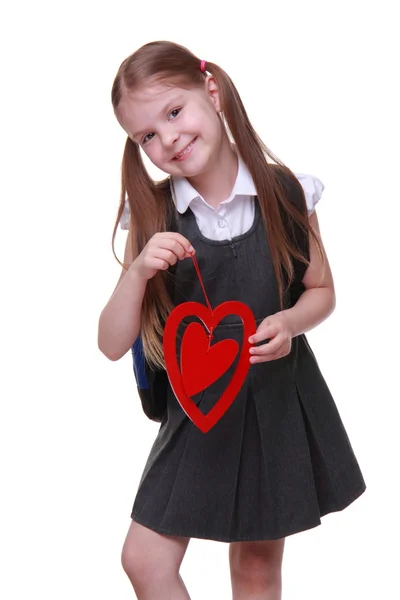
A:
[200,60,207,73]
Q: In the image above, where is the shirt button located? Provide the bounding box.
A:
[218,219,226,228]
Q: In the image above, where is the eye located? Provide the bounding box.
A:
[169,108,181,119]
[142,132,155,144]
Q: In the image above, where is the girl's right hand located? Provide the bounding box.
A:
[132,232,195,280]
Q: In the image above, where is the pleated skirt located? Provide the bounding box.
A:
[130,331,366,542]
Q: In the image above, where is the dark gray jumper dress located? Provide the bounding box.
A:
[130,192,366,542]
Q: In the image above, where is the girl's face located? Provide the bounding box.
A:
[116,77,225,178]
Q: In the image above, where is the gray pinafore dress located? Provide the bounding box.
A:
[130,198,366,542]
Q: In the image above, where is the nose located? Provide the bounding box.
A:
[160,127,180,149]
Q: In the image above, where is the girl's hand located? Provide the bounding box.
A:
[248,311,293,364]
[133,232,195,281]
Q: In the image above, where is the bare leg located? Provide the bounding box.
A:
[121,520,191,600]
[229,538,286,600]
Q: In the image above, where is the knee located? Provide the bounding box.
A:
[231,555,281,587]
[230,545,283,590]
[121,538,161,585]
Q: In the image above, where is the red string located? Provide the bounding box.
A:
[191,253,214,343]
[191,254,212,312]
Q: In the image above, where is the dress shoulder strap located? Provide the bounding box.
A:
[271,165,311,304]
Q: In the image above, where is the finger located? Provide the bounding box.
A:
[248,325,276,345]
[249,351,285,364]
[155,237,186,257]
[162,233,195,256]
[154,248,180,266]
[249,337,284,356]
[162,239,194,260]
[151,258,170,271]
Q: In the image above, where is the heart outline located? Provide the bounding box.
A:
[163,301,256,433]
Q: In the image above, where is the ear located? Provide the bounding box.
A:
[205,75,222,113]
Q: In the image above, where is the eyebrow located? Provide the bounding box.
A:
[132,94,185,140]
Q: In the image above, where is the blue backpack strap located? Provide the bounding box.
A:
[131,335,150,390]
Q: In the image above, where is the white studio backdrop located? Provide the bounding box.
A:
[0,1,398,599]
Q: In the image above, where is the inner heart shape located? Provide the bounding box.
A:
[163,301,256,434]
[181,322,239,397]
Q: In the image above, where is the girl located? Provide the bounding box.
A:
[98,41,366,600]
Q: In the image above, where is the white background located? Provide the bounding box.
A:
[1,1,398,598]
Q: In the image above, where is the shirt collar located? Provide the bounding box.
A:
[169,152,257,214]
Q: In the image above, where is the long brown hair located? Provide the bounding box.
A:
[110,41,324,368]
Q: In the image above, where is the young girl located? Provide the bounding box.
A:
[98,41,366,600]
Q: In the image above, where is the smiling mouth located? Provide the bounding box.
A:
[173,137,197,160]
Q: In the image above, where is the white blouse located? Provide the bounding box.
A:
[119,156,324,241]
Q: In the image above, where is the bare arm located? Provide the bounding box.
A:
[98,226,194,361]
[283,210,336,337]
[98,229,147,361]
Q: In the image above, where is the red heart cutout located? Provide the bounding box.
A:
[163,301,256,433]
[181,322,239,397]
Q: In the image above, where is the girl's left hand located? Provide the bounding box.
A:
[248,311,293,364]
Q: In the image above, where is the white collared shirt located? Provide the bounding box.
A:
[119,156,324,240]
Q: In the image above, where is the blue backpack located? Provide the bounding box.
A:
[131,334,168,422]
